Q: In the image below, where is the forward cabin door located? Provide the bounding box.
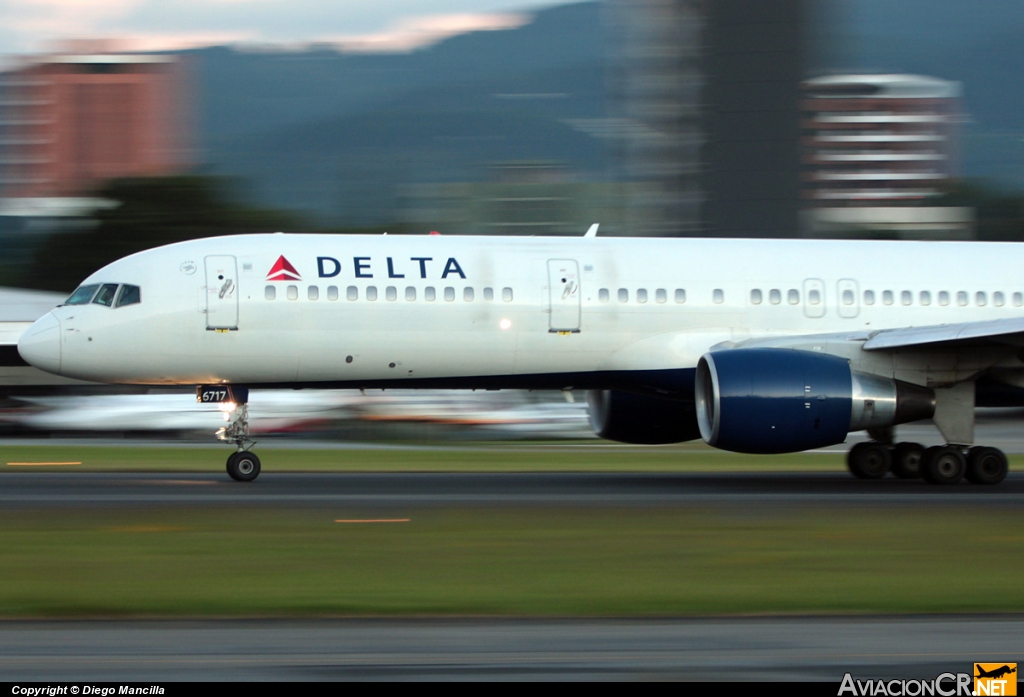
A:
[547,259,581,333]
[205,255,239,330]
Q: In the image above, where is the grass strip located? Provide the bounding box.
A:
[1,505,1022,617]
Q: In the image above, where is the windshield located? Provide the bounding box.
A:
[64,284,100,305]
[91,283,119,307]
[115,284,141,307]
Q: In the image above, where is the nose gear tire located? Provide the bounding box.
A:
[227,451,261,482]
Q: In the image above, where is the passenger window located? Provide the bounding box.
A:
[464,287,474,302]
[483,287,494,301]
[957,291,968,306]
[656,288,667,304]
[900,291,912,306]
[994,291,1005,307]
[919,291,930,306]
[287,285,298,301]
[386,286,397,301]
[770,289,781,305]
[65,284,100,305]
[787,289,799,305]
[444,287,455,302]
[808,289,820,306]
[115,285,141,307]
[938,290,949,306]
[406,287,416,301]
[92,283,119,307]
[366,286,378,301]
[637,289,647,304]
[863,290,874,305]
[327,286,339,301]
[675,289,686,304]
[750,289,762,305]
[882,291,894,306]
[842,289,854,305]
[347,286,358,301]
[618,288,629,303]
[265,286,276,301]
[1015,292,1023,307]
[502,287,513,302]
[713,289,724,304]
[308,286,319,301]
[425,287,436,301]
[976,291,987,306]
[599,289,609,303]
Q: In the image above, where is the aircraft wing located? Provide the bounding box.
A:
[861,317,1024,351]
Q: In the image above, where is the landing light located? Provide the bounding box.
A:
[219,401,237,420]
[500,319,512,330]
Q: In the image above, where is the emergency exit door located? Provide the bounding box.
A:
[548,259,580,332]
[205,255,239,330]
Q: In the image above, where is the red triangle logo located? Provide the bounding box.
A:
[266,255,301,281]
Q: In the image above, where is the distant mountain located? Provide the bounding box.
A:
[179,0,1024,224]
[184,2,609,223]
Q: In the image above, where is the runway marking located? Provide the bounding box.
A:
[335,519,411,523]
[6,462,81,466]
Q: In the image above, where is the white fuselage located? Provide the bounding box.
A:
[21,234,1024,389]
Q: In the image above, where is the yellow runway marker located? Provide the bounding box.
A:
[7,462,81,466]
[335,519,410,524]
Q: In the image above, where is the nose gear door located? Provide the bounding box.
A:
[205,255,239,330]
[547,259,580,332]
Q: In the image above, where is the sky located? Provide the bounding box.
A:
[0,0,546,57]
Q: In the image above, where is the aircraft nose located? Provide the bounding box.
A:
[18,312,61,375]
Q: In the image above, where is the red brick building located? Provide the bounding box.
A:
[1,50,192,198]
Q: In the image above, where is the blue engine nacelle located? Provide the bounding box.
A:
[695,348,933,454]
[588,389,701,445]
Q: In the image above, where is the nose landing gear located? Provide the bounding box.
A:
[198,385,261,482]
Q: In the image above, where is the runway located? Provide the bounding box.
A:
[0,617,1020,681]
[1,471,1022,507]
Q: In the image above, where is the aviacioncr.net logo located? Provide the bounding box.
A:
[839,673,973,696]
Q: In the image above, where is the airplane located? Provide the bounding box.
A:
[15,228,1024,483]
[975,666,1016,680]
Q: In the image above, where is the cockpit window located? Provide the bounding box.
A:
[65,284,100,305]
[92,283,119,307]
[115,284,141,307]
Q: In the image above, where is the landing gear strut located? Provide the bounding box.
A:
[198,385,261,482]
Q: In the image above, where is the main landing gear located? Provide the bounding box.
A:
[198,385,261,482]
[847,440,1007,485]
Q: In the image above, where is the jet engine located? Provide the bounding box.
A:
[587,389,701,444]
[695,348,935,454]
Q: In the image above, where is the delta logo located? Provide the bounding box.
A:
[975,664,1017,696]
[266,256,301,282]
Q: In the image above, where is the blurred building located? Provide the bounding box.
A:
[607,0,806,238]
[0,45,192,200]
[605,0,705,237]
[800,74,973,238]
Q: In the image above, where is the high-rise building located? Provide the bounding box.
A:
[0,47,192,200]
[800,74,973,238]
